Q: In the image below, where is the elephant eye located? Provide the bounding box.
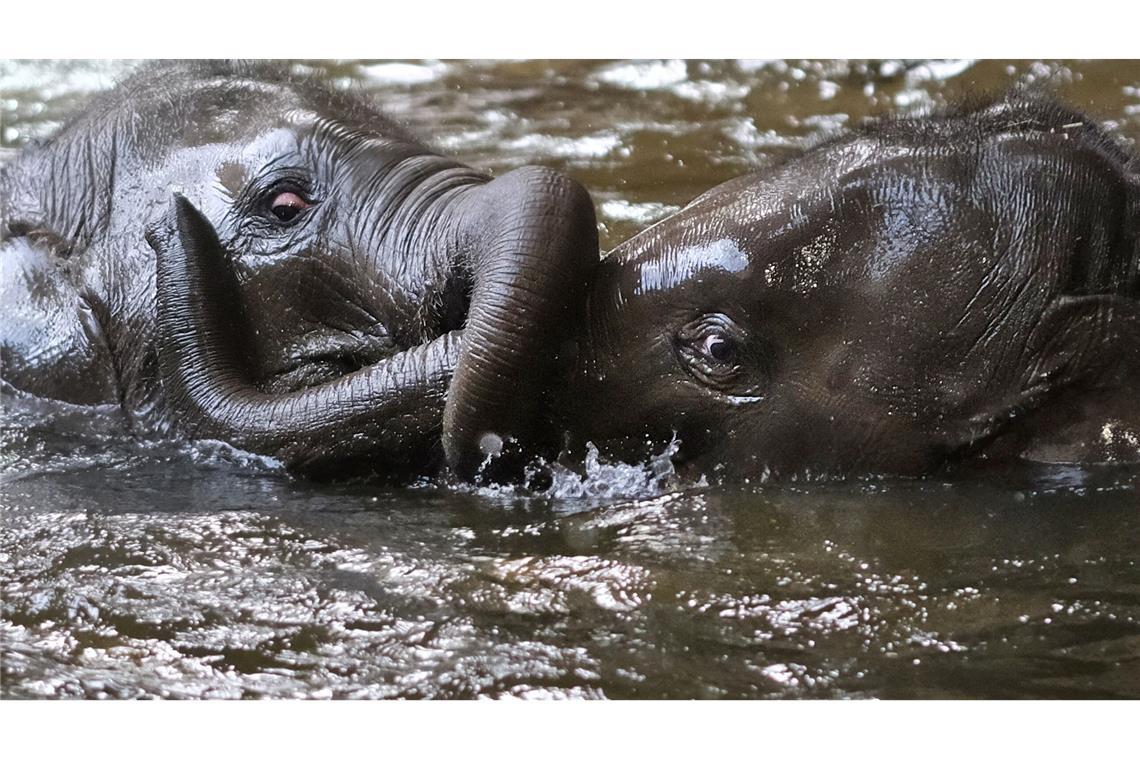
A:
[676,313,760,394]
[269,191,311,223]
[701,332,737,364]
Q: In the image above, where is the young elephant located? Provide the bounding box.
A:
[553,93,1140,481]
[0,61,598,480]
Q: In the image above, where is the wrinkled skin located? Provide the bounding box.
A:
[555,94,1140,481]
[0,61,598,480]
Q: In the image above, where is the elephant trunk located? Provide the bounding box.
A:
[150,172,597,482]
[149,194,459,477]
[442,167,598,481]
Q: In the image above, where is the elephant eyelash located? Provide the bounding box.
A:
[674,314,770,396]
[260,182,317,223]
[233,169,319,227]
[679,345,743,384]
[675,316,742,380]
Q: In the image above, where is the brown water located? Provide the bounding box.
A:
[2,59,1139,699]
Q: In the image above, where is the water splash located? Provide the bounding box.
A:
[447,437,692,504]
[534,439,690,501]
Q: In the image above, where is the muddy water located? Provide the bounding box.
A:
[2,60,1139,699]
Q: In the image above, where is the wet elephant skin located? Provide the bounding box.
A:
[554,93,1140,482]
[0,61,599,481]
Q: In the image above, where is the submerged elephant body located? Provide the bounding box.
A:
[554,94,1140,481]
[4,68,1137,485]
[0,61,597,479]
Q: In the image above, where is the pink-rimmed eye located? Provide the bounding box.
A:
[269,191,310,222]
[702,332,736,364]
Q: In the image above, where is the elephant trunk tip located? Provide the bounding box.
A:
[441,166,599,484]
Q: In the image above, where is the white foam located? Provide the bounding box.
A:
[599,200,680,225]
[904,59,975,84]
[669,80,749,104]
[359,61,448,86]
[501,131,622,160]
[593,60,688,90]
[538,439,684,501]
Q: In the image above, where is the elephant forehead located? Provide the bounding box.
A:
[621,194,849,300]
[633,238,749,295]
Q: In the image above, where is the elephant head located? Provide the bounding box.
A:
[551,94,1140,481]
[124,62,598,479]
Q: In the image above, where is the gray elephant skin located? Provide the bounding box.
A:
[551,93,1140,482]
[0,61,598,480]
[5,68,1138,486]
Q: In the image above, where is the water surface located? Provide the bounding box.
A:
[2,59,1139,699]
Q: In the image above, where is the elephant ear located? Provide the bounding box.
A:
[946,293,1140,455]
[1022,294,1140,390]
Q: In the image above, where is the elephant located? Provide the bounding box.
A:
[0,60,598,480]
[549,93,1140,482]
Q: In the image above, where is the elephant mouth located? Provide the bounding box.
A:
[266,331,396,394]
[266,283,473,395]
[269,350,371,393]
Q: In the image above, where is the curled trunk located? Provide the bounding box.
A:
[149,195,459,476]
[150,170,598,482]
[441,167,598,481]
